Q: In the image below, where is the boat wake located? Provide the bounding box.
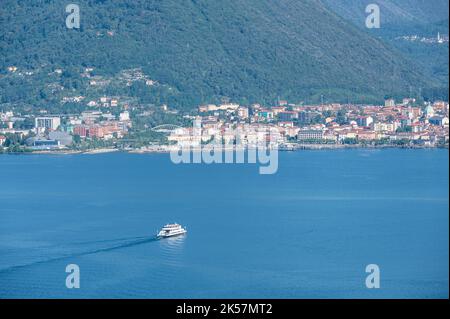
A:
[0,235,160,274]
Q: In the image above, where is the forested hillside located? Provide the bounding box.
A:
[322,0,449,27]
[322,0,449,93]
[0,0,442,109]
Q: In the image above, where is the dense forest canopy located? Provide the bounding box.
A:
[0,0,447,110]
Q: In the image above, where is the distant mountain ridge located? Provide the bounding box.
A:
[0,0,442,109]
[321,0,449,91]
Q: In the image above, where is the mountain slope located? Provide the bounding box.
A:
[321,0,449,27]
[321,0,449,92]
[0,0,439,108]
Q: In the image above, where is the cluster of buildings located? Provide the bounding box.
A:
[167,99,449,148]
[396,32,449,44]
[0,111,30,141]
[290,101,449,146]
[168,121,284,148]
[70,110,131,139]
[85,67,157,88]
[0,109,132,150]
[1,96,449,152]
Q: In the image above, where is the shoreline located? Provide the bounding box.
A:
[1,144,447,156]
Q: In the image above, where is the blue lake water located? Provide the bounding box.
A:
[0,149,448,298]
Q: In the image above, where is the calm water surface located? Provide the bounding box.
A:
[0,149,448,298]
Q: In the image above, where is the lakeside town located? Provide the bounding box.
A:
[396,32,449,45]
[0,95,448,154]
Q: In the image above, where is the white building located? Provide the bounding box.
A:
[374,122,395,132]
[385,99,395,107]
[356,116,373,127]
[119,111,130,121]
[35,117,61,131]
[297,129,324,140]
[237,107,249,119]
[424,105,435,118]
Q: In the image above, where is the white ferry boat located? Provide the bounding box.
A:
[157,223,187,238]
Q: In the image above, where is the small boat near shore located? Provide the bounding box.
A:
[157,223,187,238]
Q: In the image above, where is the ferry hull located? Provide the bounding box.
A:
[157,230,187,238]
